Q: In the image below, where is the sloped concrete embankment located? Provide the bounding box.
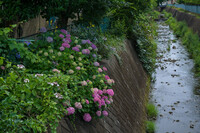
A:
[165,7,200,37]
[56,40,148,133]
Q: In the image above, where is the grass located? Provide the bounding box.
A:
[147,103,158,119]
[146,121,156,133]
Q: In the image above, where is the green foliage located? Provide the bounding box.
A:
[181,0,200,5]
[147,103,158,119]
[131,11,158,75]
[146,121,156,133]
[70,24,125,59]
[0,28,116,132]
[0,69,70,132]
[165,11,200,77]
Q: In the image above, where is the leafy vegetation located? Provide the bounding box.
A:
[146,121,156,133]
[0,0,160,132]
[164,10,200,77]
[147,103,158,119]
[177,0,200,5]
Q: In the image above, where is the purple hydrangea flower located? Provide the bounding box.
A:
[91,44,97,49]
[96,111,101,116]
[107,89,114,96]
[62,43,70,48]
[94,62,100,67]
[47,37,53,43]
[82,49,90,55]
[92,54,97,58]
[63,38,72,43]
[82,40,87,44]
[16,53,21,59]
[60,46,65,51]
[66,34,71,38]
[72,47,80,52]
[102,110,108,116]
[67,107,75,115]
[83,113,92,122]
[40,27,47,33]
[59,34,65,38]
[24,41,31,46]
[60,29,67,34]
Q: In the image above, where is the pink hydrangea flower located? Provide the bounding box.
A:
[93,97,100,102]
[103,67,107,71]
[96,111,101,116]
[106,100,111,104]
[59,34,65,38]
[94,62,100,67]
[81,81,87,86]
[105,75,110,80]
[62,43,70,48]
[103,89,107,94]
[68,69,74,74]
[76,66,81,70]
[107,89,114,96]
[85,99,89,104]
[102,96,108,99]
[98,68,103,72]
[93,88,99,94]
[102,110,108,116]
[101,99,106,106]
[60,46,65,51]
[83,113,92,122]
[67,107,75,115]
[98,90,103,95]
[1,66,5,70]
[75,102,82,109]
[109,98,113,103]
[52,69,60,73]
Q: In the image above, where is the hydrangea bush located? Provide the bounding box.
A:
[0,28,115,132]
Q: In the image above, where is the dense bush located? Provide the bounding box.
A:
[0,28,115,132]
[164,11,200,76]
[177,0,200,5]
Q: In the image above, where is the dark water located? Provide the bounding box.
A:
[150,21,200,133]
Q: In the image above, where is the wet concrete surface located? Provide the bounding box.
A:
[150,21,200,133]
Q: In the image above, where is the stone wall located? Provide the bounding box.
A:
[165,7,200,37]
[55,40,148,133]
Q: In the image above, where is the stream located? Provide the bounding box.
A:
[150,20,200,133]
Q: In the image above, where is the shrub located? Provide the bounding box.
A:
[0,28,115,132]
[146,121,156,133]
[147,103,158,119]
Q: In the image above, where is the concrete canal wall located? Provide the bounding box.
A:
[55,40,148,133]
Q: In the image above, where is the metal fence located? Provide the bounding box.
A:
[168,4,200,14]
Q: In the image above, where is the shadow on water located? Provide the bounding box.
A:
[151,15,200,133]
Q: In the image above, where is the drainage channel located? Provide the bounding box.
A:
[150,20,200,133]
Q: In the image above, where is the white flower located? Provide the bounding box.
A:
[24,79,29,83]
[17,64,25,69]
[54,93,63,99]
[35,74,43,77]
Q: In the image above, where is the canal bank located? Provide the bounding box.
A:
[150,19,200,133]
